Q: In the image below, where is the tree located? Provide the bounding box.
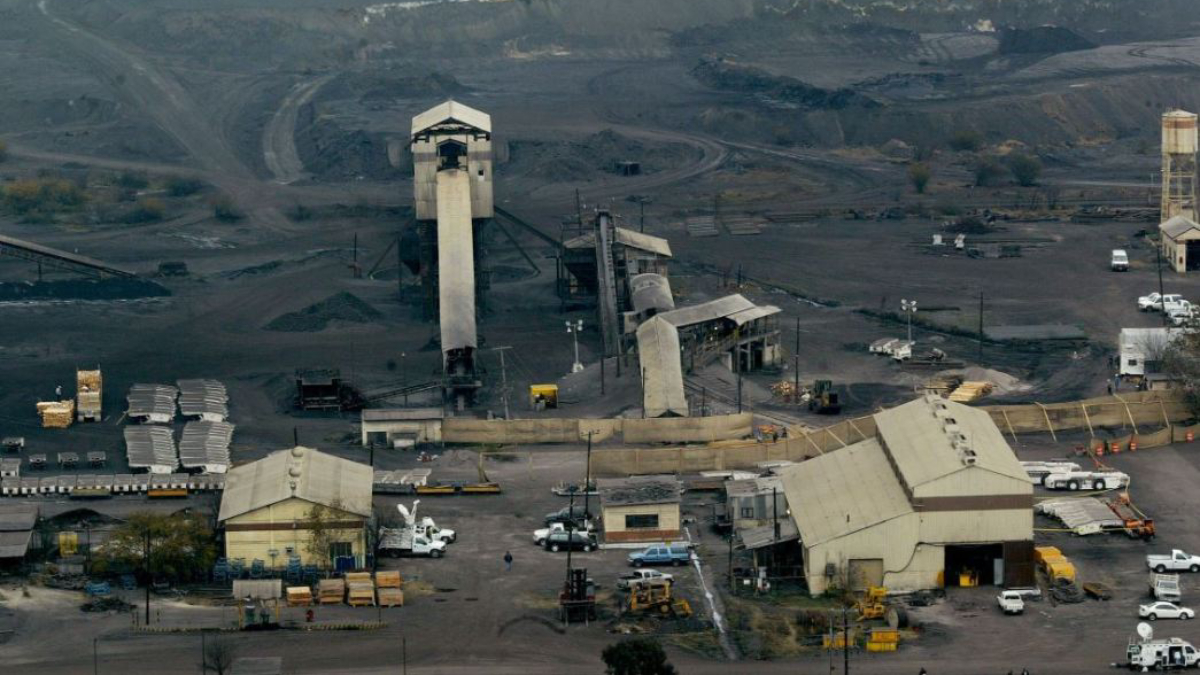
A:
[948,130,983,152]
[907,162,931,194]
[1161,331,1200,413]
[1008,153,1043,187]
[91,511,216,583]
[166,177,205,197]
[303,501,344,568]
[202,636,236,675]
[972,155,1005,187]
[211,196,243,222]
[601,638,676,675]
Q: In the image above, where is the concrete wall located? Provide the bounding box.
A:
[361,420,442,446]
[983,392,1191,437]
[223,497,367,568]
[602,502,681,544]
[440,414,748,446]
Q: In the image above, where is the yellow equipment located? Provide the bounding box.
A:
[627,579,692,618]
[529,384,558,409]
[856,586,888,620]
[58,532,78,557]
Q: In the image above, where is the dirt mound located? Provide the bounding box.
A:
[692,57,879,111]
[998,26,1095,55]
[295,107,402,181]
[320,72,468,104]
[265,292,383,332]
[507,129,698,181]
[0,278,169,302]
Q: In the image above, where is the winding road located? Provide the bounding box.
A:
[263,74,334,184]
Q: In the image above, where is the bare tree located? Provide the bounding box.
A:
[304,500,344,568]
[202,636,236,675]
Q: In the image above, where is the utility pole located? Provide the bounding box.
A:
[353,232,359,278]
[401,352,408,406]
[978,291,984,363]
[901,298,917,343]
[639,199,645,233]
[640,368,646,419]
[701,386,707,418]
[144,527,151,626]
[493,346,512,419]
[727,532,734,595]
[735,327,743,414]
[94,637,99,675]
[403,636,407,675]
[793,316,801,402]
[584,431,594,519]
[843,604,850,675]
[564,492,576,583]
[1157,244,1168,327]
[566,320,584,374]
[772,486,780,541]
[600,355,606,396]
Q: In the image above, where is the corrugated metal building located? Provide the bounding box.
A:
[658,293,782,372]
[780,395,1034,596]
[218,447,372,569]
[360,408,444,447]
[411,100,492,221]
[636,316,689,418]
[1159,215,1200,273]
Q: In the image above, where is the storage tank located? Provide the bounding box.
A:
[1162,109,1198,155]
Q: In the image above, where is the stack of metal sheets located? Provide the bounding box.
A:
[176,379,229,421]
[124,425,178,474]
[126,384,178,423]
[179,420,234,473]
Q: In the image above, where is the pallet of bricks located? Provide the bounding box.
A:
[317,578,345,605]
[345,572,375,607]
[376,571,404,607]
[37,400,75,428]
[286,585,313,606]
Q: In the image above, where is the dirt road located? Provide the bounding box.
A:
[263,74,334,184]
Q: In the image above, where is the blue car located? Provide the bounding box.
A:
[628,543,690,567]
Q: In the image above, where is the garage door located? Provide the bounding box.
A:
[848,558,884,591]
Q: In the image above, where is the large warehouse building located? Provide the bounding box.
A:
[780,395,1034,596]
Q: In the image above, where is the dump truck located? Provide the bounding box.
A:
[76,369,102,423]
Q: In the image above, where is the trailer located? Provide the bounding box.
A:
[1043,469,1129,491]
[1019,460,1083,485]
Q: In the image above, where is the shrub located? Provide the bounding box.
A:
[907,162,931,194]
[972,155,1005,187]
[117,171,149,190]
[123,197,166,223]
[2,178,86,215]
[212,196,243,222]
[165,176,205,197]
[948,130,983,152]
[1008,153,1043,187]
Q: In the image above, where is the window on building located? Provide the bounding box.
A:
[625,514,659,530]
[1128,358,1138,366]
[329,542,353,560]
[740,507,755,518]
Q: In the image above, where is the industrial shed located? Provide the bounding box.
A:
[218,447,372,569]
[599,476,681,545]
[659,294,782,372]
[0,504,38,565]
[780,396,1034,596]
[636,316,689,418]
[1160,215,1200,273]
[360,408,444,448]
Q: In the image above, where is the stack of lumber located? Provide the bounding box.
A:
[76,369,102,421]
[37,400,75,428]
[375,571,404,607]
[685,216,719,237]
[345,572,375,607]
[947,381,993,403]
[317,578,345,605]
[286,586,313,606]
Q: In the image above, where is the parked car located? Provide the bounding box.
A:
[544,504,591,526]
[1112,249,1130,271]
[544,530,597,552]
[617,569,675,590]
[1148,550,1200,573]
[533,521,592,546]
[1141,601,1196,621]
[628,543,690,567]
[1139,293,1184,312]
[997,590,1025,615]
[1169,303,1196,327]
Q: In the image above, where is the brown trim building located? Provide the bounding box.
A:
[599,476,682,544]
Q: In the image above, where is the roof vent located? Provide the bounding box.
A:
[291,447,305,458]
[288,466,302,478]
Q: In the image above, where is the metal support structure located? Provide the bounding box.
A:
[901,299,918,343]
[567,320,584,373]
[493,346,512,419]
[584,431,594,519]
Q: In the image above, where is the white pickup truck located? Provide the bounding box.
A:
[1140,293,1185,312]
[533,521,593,546]
[617,569,675,590]
[1149,550,1200,574]
[997,590,1025,615]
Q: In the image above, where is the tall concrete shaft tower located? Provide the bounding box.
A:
[1162,109,1198,223]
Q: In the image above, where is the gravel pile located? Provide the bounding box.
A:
[265,292,382,332]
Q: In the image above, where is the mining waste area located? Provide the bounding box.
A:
[1,0,1200,673]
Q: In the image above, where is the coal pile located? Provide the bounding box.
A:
[295,108,402,181]
[0,278,169,302]
[692,57,878,110]
[265,292,382,332]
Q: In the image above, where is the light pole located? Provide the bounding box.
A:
[900,298,918,343]
[566,320,584,373]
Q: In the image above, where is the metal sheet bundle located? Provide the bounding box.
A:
[123,425,178,474]
[177,379,229,421]
[179,420,234,473]
[126,384,178,423]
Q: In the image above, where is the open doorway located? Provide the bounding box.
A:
[1187,240,1200,271]
[944,543,1003,587]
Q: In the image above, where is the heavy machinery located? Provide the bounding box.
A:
[856,586,888,621]
[1109,495,1156,540]
[808,380,842,415]
[626,578,692,618]
[559,568,597,623]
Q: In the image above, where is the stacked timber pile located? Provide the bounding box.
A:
[948,381,993,403]
[286,586,313,606]
[76,369,102,422]
[317,578,345,605]
[685,216,719,237]
[37,400,75,428]
[376,571,404,607]
[345,572,375,607]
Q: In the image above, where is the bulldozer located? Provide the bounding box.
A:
[807,380,842,415]
[626,579,692,618]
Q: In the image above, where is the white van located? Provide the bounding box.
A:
[1112,249,1130,272]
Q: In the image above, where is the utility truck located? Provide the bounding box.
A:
[377,501,449,558]
[1120,623,1199,671]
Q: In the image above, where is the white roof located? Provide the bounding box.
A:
[1160,215,1200,239]
[563,227,673,258]
[779,438,913,547]
[218,447,373,521]
[630,273,675,314]
[411,100,491,136]
[659,294,757,329]
[874,396,1030,490]
[636,316,689,418]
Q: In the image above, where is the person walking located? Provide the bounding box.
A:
[504,550,513,571]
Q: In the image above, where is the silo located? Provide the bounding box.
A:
[1162,109,1198,223]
